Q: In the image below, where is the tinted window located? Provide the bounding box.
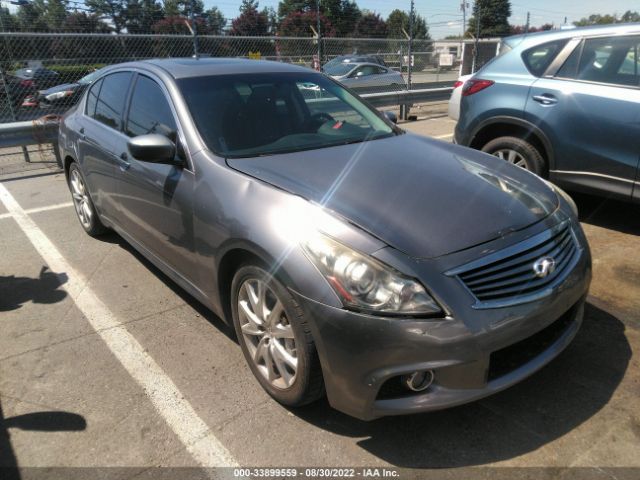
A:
[522,40,568,77]
[126,75,177,140]
[356,66,378,76]
[178,72,395,158]
[574,36,640,86]
[85,78,103,117]
[94,72,132,130]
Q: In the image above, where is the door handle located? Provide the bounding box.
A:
[118,152,130,172]
[78,127,85,140]
[532,94,558,105]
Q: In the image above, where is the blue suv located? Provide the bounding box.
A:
[455,24,640,202]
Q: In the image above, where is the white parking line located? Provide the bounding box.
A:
[434,133,454,139]
[0,201,73,220]
[0,182,237,468]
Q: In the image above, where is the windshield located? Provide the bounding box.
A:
[323,63,355,77]
[78,69,101,85]
[178,72,396,158]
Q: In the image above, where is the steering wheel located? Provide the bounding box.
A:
[304,112,335,131]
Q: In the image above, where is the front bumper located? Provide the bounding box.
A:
[293,228,591,421]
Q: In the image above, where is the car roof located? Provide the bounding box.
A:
[506,22,640,50]
[110,57,314,79]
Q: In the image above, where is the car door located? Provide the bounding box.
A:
[525,34,640,200]
[78,72,133,222]
[116,73,197,283]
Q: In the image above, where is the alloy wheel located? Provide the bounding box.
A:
[237,278,298,389]
[70,169,93,229]
[493,149,528,169]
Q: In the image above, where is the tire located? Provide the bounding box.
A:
[231,264,324,407]
[67,162,107,237]
[481,136,546,177]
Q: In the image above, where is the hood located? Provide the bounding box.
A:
[228,134,558,258]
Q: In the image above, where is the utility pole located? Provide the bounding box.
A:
[407,0,414,89]
[472,0,481,72]
[524,11,530,34]
[460,1,468,69]
[316,0,322,69]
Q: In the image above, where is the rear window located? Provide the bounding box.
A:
[522,40,568,76]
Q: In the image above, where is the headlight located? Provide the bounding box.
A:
[45,90,74,101]
[301,233,442,316]
[547,181,578,217]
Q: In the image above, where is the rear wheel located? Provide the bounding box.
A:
[231,264,324,407]
[68,163,107,236]
[481,136,546,177]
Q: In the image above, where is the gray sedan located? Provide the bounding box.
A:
[59,58,591,420]
[325,62,406,91]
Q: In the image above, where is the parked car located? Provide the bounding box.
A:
[325,62,406,91]
[26,68,101,110]
[455,23,640,201]
[448,74,473,121]
[60,58,591,421]
[323,54,387,71]
[9,67,60,107]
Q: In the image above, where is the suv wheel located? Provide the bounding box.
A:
[481,136,546,176]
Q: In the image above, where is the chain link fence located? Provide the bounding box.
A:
[0,31,487,124]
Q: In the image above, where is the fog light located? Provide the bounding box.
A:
[402,370,434,392]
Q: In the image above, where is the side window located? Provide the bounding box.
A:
[94,72,132,130]
[125,75,177,141]
[85,78,102,118]
[560,35,640,87]
[522,40,568,77]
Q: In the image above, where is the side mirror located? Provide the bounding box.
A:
[383,111,398,124]
[128,134,176,163]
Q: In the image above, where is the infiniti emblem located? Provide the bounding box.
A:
[533,257,557,278]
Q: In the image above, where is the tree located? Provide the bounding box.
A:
[352,11,387,38]
[229,0,270,36]
[510,23,553,35]
[164,0,204,17]
[279,10,334,37]
[85,0,127,32]
[125,0,164,34]
[16,1,49,32]
[0,6,19,31]
[277,0,361,36]
[467,0,511,37]
[203,6,226,35]
[574,11,640,26]
[386,9,431,40]
[63,11,110,32]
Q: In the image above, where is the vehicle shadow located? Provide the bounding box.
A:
[0,398,87,478]
[293,302,630,467]
[573,191,640,236]
[96,231,238,343]
[0,266,68,312]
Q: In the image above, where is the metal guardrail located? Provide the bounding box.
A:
[361,86,454,108]
[0,87,453,169]
[0,115,62,167]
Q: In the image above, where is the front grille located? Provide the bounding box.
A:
[453,222,578,306]
[487,303,577,381]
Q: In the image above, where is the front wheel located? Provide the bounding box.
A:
[481,136,546,177]
[231,264,324,407]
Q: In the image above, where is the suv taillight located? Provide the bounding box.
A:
[19,79,34,88]
[453,80,464,89]
[462,79,494,96]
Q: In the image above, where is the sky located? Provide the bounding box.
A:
[209,0,640,39]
